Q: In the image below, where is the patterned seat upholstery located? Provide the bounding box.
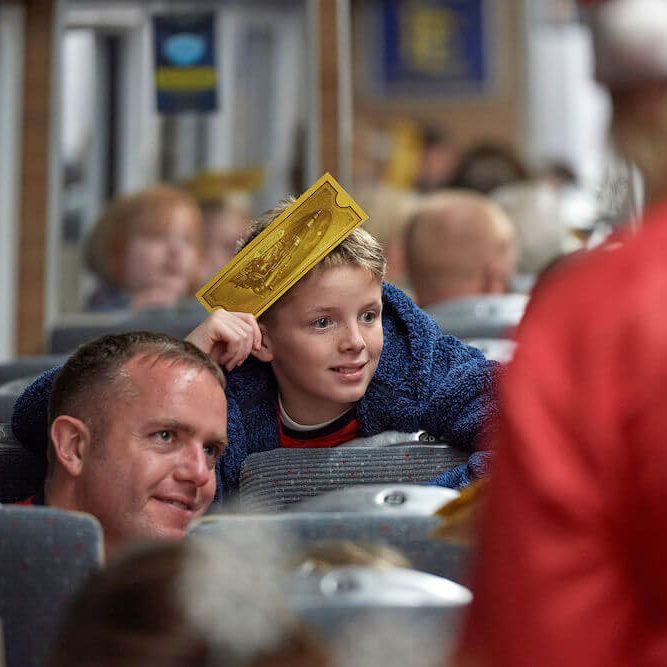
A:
[239,445,468,512]
[0,506,103,667]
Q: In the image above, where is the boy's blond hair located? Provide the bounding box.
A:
[238,196,387,283]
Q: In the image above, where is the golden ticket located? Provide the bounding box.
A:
[196,173,368,317]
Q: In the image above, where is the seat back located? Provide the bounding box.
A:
[47,302,205,353]
[291,567,471,660]
[189,512,470,585]
[0,506,103,667]
[425,293,528,339]
[0,377,37,423]
[239,445,468,512]
[0,356,66,385]
[0,423,44,503]
[464,337,516,363]
[291,483,459,514]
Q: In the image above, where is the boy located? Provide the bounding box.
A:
[186,195,497,497]
[13,190,496,499]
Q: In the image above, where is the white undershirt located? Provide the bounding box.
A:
[278,394,351,432]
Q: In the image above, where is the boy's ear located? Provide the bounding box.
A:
[50,415,92,477]
[252,322,275,363]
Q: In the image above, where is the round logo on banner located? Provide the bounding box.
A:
[162,33,206,66]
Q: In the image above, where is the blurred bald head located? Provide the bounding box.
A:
[405,190,517,308]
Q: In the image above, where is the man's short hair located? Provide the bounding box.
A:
[46,332,226,472]
[238,197,387,302]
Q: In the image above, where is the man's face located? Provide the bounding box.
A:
[76,356,227,556]
[262,265,384,425]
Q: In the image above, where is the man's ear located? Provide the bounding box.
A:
[252,322,275,363]
[50,415,92,477]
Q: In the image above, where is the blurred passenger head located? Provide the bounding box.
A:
[492,181,570,276]
[87,185,203,309]
[198,195,251,281]
[405,190,517,307]
[414,124,460,193]
[584,0,667,202]
[448,141,530,195]
[51,540,329,667]
[356,184,421,288]
[45,332,227,558]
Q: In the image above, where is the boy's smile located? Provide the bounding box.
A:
[258,265,384,425]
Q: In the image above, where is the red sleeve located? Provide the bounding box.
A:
[455,256,648,667]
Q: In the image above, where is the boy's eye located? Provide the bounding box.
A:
[313,317,332,329]
[360,311,377,323]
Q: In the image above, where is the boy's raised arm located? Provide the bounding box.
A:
[186,310,262,371]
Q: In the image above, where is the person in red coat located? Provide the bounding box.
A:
[454,2,667,665]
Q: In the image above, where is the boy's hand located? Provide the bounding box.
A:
[186,309,262,371]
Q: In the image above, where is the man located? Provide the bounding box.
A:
[454,1,667,665]
[18,332,228,559]
[404,190,517,308]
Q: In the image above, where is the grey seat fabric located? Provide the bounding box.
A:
[425,293,528,339]
[296,604,464,663]
[47,300,206,353]
[238,445,469,512]
[0,376,38,424]
[291,566,471,607]
[0,506,103,667]
[290,484,459,515]
[291,566,471,660]
[0,355,67,385]
[188,513,470,585]
[0,422,45,503]
[464,337,517,363]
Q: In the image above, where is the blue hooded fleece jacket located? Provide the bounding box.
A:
[11,284,498,498]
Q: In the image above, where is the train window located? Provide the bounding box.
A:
[55,1,310,316]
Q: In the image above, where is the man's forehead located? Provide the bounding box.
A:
[121,357,227,431]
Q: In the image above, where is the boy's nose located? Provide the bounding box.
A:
[339,322,366,352]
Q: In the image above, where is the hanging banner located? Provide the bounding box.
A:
[378,0,490,96]
[153,13,218,113]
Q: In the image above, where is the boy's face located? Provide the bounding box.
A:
[260,265,384,425]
